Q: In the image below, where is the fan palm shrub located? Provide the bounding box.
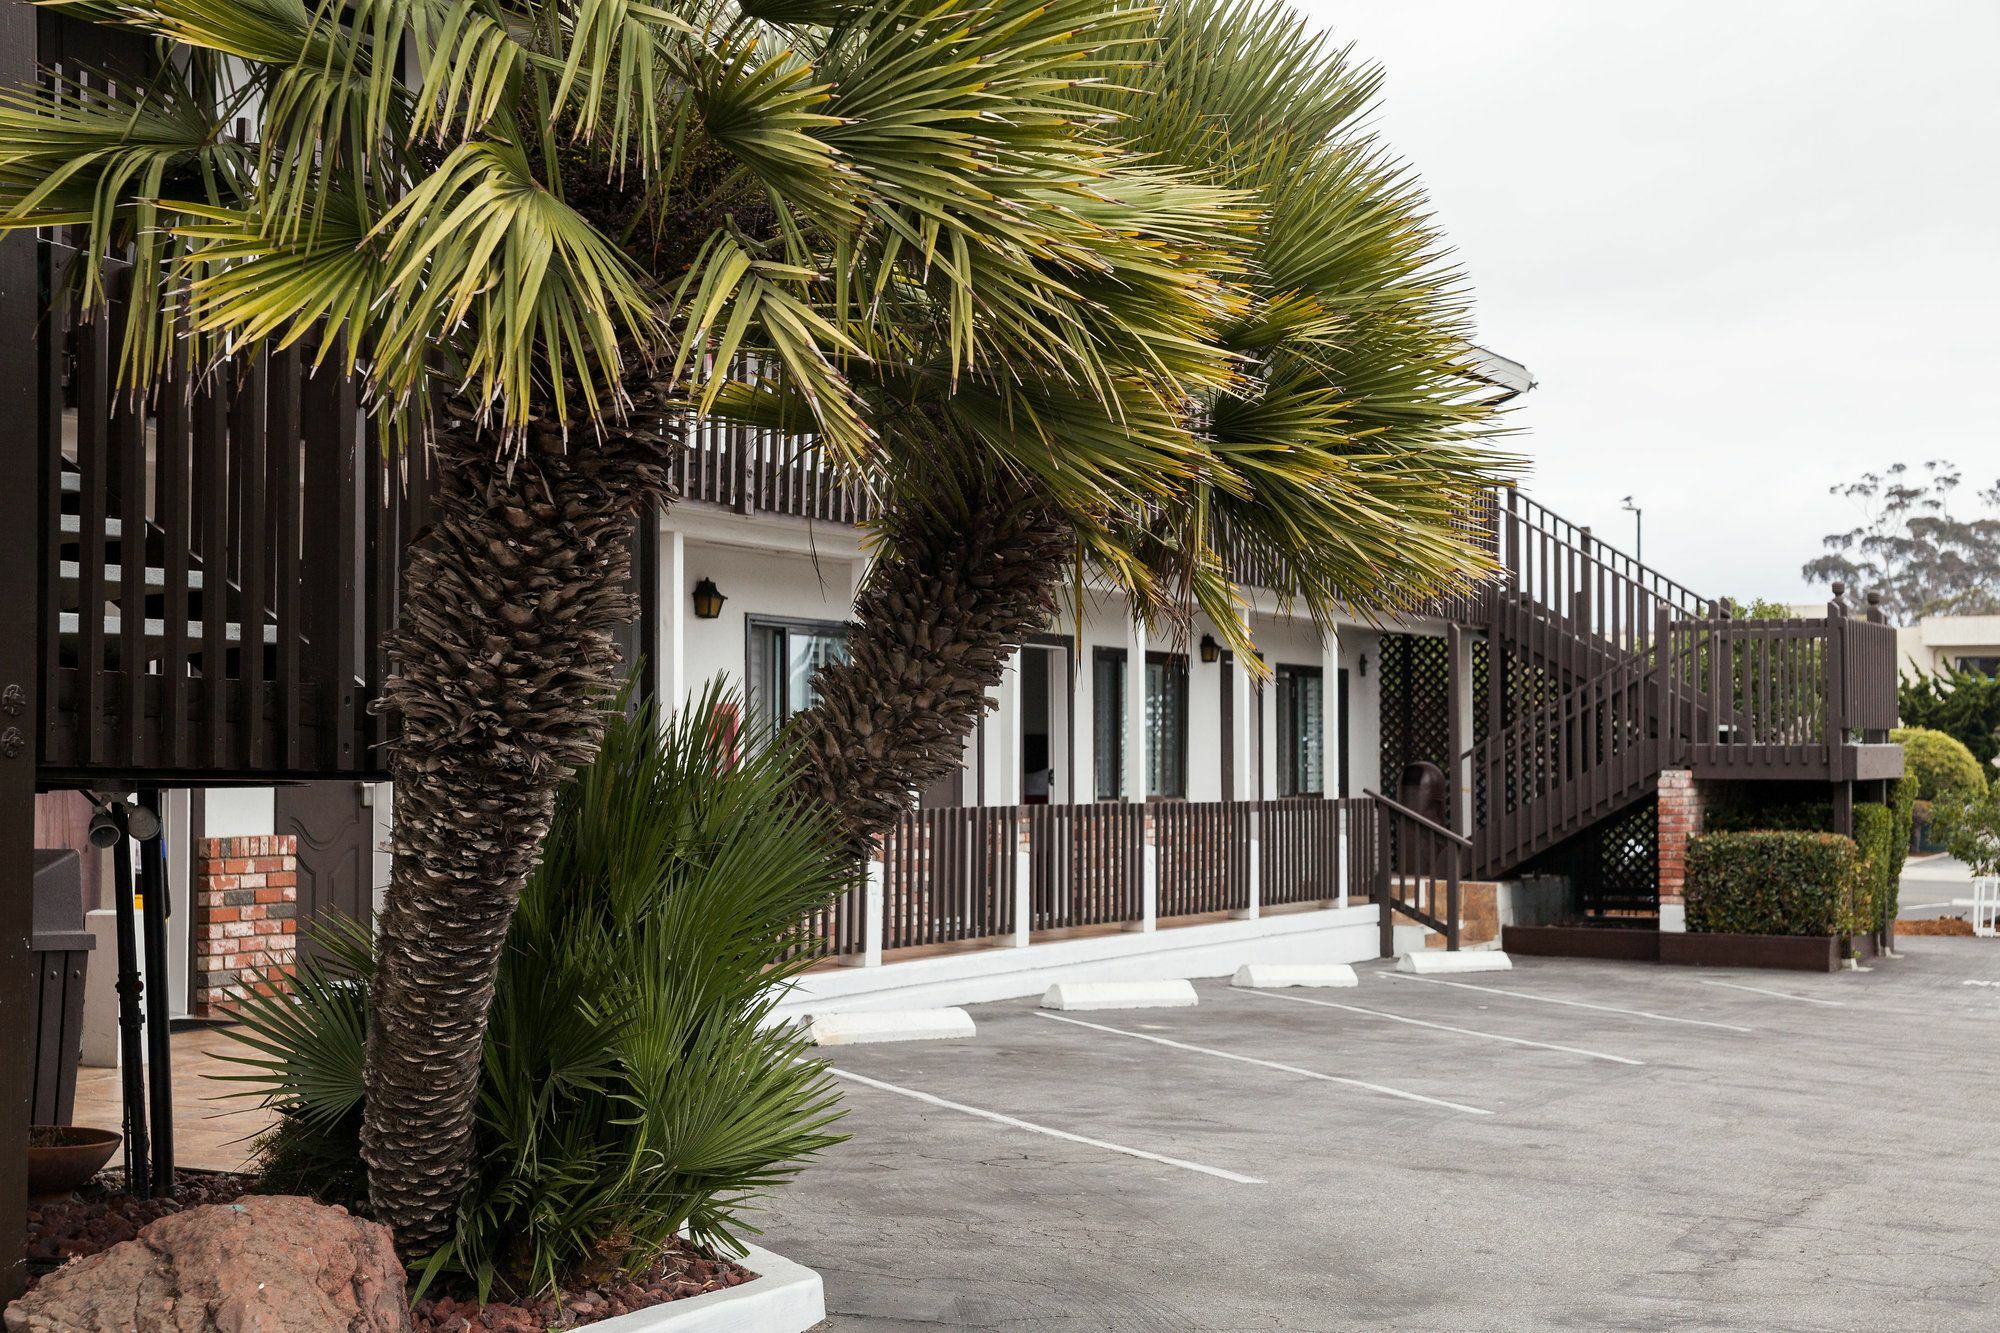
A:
[787,0,1520,850]
[226,685,847,1296]
[1,0,1245,1243]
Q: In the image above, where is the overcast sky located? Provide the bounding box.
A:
[1292,0,2000,604]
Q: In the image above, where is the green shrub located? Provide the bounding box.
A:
[1684,831,1862,937]
[1849,803,1894,936]
[227,685,850,1298]
[1885,778,1915,921]
[1898,667,2000,773]
[1932,783,2000,877]
[1890,726,1987,801]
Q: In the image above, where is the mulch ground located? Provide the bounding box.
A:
[23,1172,753,1329]
[1896,915,1976,936]
[409,1242,753,1332]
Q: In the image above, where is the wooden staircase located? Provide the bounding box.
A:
[1465,490,1901,888]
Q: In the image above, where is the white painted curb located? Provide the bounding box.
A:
[1041,980,1199,1011]
[1230,964,1358,990]
[808,1008,974,1046]
[1396,950,1513,975]
[584,1242,824,1333]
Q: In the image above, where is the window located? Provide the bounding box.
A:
[1955,656,2000,679]
[1093,649,1125,800]
[1094,647,1189,799]
[746,617,849,734]
[1276,664,1324,797]
[1145,652,1188,798]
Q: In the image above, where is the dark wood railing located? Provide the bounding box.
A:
[880,804,1018,950]
[672,359,873,524]
[1369,791,1467,953]
[1026,802,1146,931]
[863,796,1393,956]
[1154,801,1253,918]
[36,242,428,783]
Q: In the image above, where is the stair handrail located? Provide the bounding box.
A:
[1499,489,1715,647]
[1364,789,1474,846]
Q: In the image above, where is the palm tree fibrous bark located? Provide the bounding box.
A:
[365,415,674,1243]
[789,483,1070,855]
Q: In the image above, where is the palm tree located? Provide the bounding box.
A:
[787,0,1521,851]
[0,0,1244,1246]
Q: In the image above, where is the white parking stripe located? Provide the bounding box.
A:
[1387,973,1754,1033]
[824,1066,1265,1184]
[1033,1011,1493,1116]
[1697,979,1844,1007]
[1241,988,1644,1065]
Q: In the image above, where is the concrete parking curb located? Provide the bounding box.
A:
[1041,980,1199,1011]
[1230,964,1359,989]
[808,1008,975,1045]
[1396,950,1513,975]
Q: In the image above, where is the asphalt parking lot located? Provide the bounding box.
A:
[765,940,2000,1332]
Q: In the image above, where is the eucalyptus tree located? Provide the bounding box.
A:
[0,0,1244,1246]
[787,0,1519,849]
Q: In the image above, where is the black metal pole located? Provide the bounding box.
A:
[137,789,175,1195]
[110,810,150,1198]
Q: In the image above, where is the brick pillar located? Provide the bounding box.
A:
[1656,771,1705,932]
[191,835,298,1017]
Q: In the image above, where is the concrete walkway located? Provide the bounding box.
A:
[1901,853,1978,919]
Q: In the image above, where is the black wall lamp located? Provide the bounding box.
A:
[692,577,727,620]
[1198,634,1220,664]
[1358,653,1368,678]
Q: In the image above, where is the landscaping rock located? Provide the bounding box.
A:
[6,1194,408,1333]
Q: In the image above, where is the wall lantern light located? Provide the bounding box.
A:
[1358,653,1368,678]
[1198,634,1220,664]
[692,577,727,620]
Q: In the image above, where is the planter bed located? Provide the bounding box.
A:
[22,1174,824,1333]
[1503,924,1662,963]
[1657,931,1844,972]
[1504,924,1877,972]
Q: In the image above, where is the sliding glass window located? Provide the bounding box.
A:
[1276,664,1324,797]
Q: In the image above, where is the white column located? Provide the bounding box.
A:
[1124,613,1148,801]
[1010,813,1032,947]
[1320,626,1346,907]
[845,857,884,968]
[656,524,686,715]
[992,650,1023,806]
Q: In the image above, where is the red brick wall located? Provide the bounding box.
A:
[1656,771,1706,920]
[191,835,298,1017]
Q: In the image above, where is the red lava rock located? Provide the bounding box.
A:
[7,1193,408,1333]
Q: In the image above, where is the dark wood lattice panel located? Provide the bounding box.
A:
[1379,633,1490,820]
[1379,634,1451,793]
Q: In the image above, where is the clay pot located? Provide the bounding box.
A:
[27,1126,121,1203]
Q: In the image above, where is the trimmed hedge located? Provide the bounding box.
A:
[1685,831,1861,937]
[1891,726,1988,801]
[1850,803,1894,936]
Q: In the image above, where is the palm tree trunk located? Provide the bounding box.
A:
[788,484,1071,854]
[362,416,672,1248]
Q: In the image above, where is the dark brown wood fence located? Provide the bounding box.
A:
[1026,802,1146,931]
[880,805,1018,949]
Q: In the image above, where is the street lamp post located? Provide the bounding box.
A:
[1621,495,1643,564]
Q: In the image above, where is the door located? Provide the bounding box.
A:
[1219,651,1234,800]
[275,781,371,958]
